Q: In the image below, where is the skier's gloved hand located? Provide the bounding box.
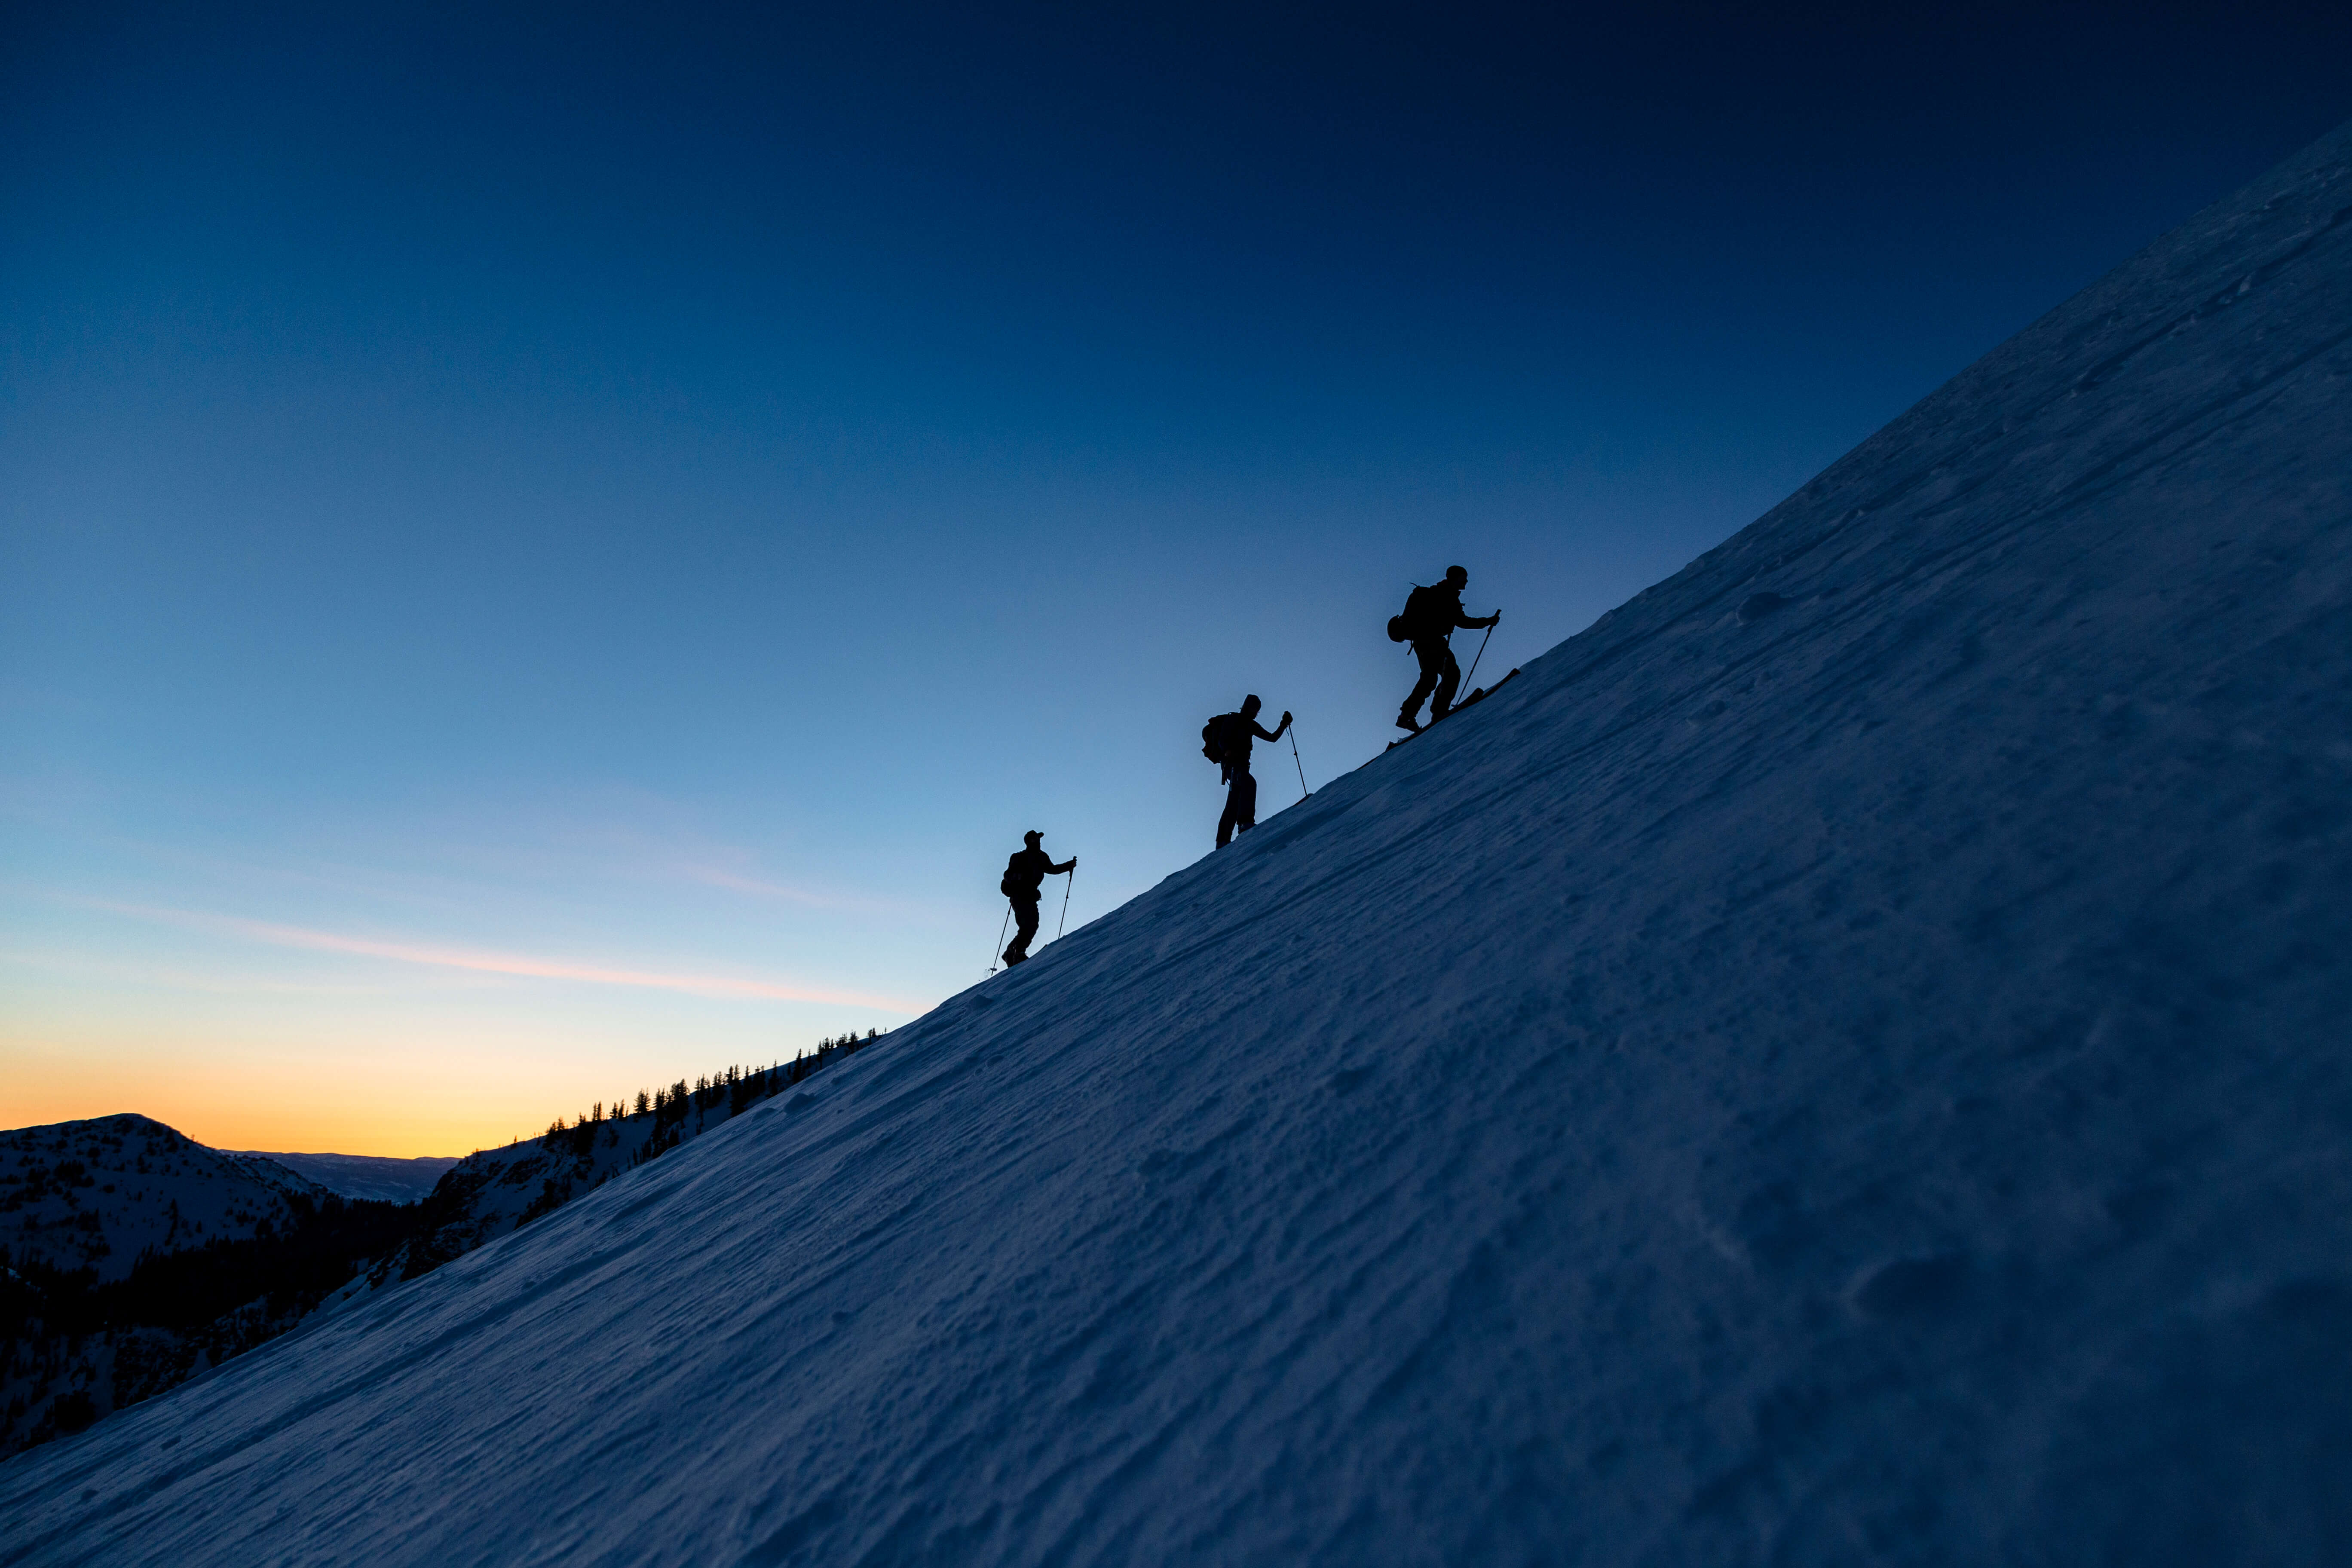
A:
[1280,710,1292,726]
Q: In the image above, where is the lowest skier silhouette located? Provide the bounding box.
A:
[999,831,1075,966]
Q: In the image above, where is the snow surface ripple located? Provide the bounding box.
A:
[5,122,2351,1567]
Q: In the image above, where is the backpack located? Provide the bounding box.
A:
[1390,583,1443,643]
[1201,713,1236,766]
[1001,854,1041,899]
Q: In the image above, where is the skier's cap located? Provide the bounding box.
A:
[1446,564,1468,584]
[1024,830,1043,845]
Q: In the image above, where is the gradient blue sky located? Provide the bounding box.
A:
[6,3,2349,1153]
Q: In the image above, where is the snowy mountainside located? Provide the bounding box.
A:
[1,1059,858,1462]
[6,122,2350,1565]
[0,1116,351,1459]
[225,1152,458,1206]
[0,1116,330,1284]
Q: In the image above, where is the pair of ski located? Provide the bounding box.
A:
[1387,666,1522,751]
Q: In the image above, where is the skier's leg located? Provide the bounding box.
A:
[1233,769,1259,834]
[1005,897,1041,962]
[1432,646,1462,718]
[1217,772,1245,846]
[1402,643,1444,726]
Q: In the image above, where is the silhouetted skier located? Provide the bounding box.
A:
[1205,695,1291,848]
[999,830,1075,966]
[1393,565,1499,732]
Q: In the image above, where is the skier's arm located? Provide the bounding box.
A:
[1455,607,1498,630]
[1053,857,1077,874]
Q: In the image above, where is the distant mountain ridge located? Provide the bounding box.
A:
[0,1115,331,1285]
[223,1151,458,1206]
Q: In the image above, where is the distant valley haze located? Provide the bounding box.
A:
[220,1150,458,1206]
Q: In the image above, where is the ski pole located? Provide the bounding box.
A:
[1289,724,1308,800]
[989,905,1010,975]
[1462,613,1498,694]
[1056,867,1074,939]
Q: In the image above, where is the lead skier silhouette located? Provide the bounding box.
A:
[999,831,1075,967]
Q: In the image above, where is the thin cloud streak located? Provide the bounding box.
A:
[78,899,922,1013]
[0,946,393,998]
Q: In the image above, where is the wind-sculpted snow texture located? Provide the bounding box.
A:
[7,126,2351,1568]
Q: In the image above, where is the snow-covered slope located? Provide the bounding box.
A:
[7,125,2350,1565]
[0,1118,375,1458]
[0,1116,331,1284]
[225,1152,458,1207]
[316,1054,862,1315]
[2,1058,867,1461]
